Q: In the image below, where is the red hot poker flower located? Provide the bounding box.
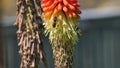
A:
[42,0,81,19]
[41,0,81,67]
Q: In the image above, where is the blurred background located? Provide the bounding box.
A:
[0,0,120,68]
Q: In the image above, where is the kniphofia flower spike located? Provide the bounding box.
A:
[42,0,81,46]
[41,0,81,67]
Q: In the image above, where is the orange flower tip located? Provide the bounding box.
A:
[68,4,76,11]
[63,6,68,12]
[58,0,62,2]
[73,3,80,7]
[75,8,81,14]
[68,0,77,4]
[42,0,48,2]
[53,7,59,15]
[44,11,52,17]
[58,3,63,10]
[68,13,72,18]
[41,4,45,8]
[42,0,53,7]
[72,12,76,17]
[48,1,57,11]
[43,7,49,12]
[42,1,58,12]
[63,0,69,6]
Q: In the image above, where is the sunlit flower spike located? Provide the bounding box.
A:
[41,0,81,68]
